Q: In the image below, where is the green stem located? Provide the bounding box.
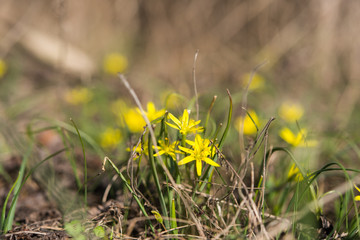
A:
[148,135,169,229]
[103,157,155,232]
[70,119,87,208]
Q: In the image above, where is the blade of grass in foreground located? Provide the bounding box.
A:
[0,143,32,233]
[148,134,169,229]
[1,147,66,233]
[70,118,87,209]
[102,157,155,232]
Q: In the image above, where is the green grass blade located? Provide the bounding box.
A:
[0,176,19,231]
[198,89,232,192]
[70,119,87,208]
[102,157,155,232]
[2,147,66,233]
[148,134,169,229]
[2,143,32,233]
[170,198,178,234]
[43,118,105,157]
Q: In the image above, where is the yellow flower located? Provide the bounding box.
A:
[154,139,180,160]
[123,108,146,133]
[278,102,304,123]
[100,128,122,149]
[0,59,7,78]
[126,142,148,159]
[287,164,304,182]
[354,184,360,201]
[122,102,165,133]
[64,87,93,105]
[279,127,317,147]
[167,109,204,135]
[103,53,128,75]
[178,134,220,176]
[242,73,265,91]
[235,110,260,135]
[138,102,165,122]
[111,99,129,127]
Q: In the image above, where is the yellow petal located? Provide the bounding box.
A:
[168,113,181,128]
[178,146,193,155]
[147,102,156,115]
[196,159,202,176]
[355,196,360,202]
[202,157,220,167]
[279,127,296,145]
[178,156,195,165]
[185,139,195,146]
[354,184,360,193]
[182,109,190,125]
[154,150,165,156]
[166,122,180,131]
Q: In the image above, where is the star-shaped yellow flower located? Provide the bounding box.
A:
[178,134,220,176]
[166,109,204,135]
[154,139,180,160]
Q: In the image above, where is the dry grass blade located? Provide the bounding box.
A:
[118,73,206,238]
[193,49,200,121]
[239,61,268,164]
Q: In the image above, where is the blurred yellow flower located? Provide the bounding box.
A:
[0,59,7,78]
[123,109,145,133]
[287,164,304,182]
[123,102,165,133]
[154,139,180,160]
[235,110,260,135]
[139,102,165,122]
[354,184,360,201]
[103,53,128,75]
[242,73,265,91]
[279,127,317,147]
[126,141,148,159]
[279,102,304,123]
[100,128,122,149]
[111,99,129,127]
[64,87,93,105]
[167,109,204,135]
[178,134,220,176]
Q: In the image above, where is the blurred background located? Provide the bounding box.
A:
[1,0,360,229]
[0,0,359,155]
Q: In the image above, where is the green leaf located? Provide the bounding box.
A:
[93,225,106,238]
[65,220,85,237]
